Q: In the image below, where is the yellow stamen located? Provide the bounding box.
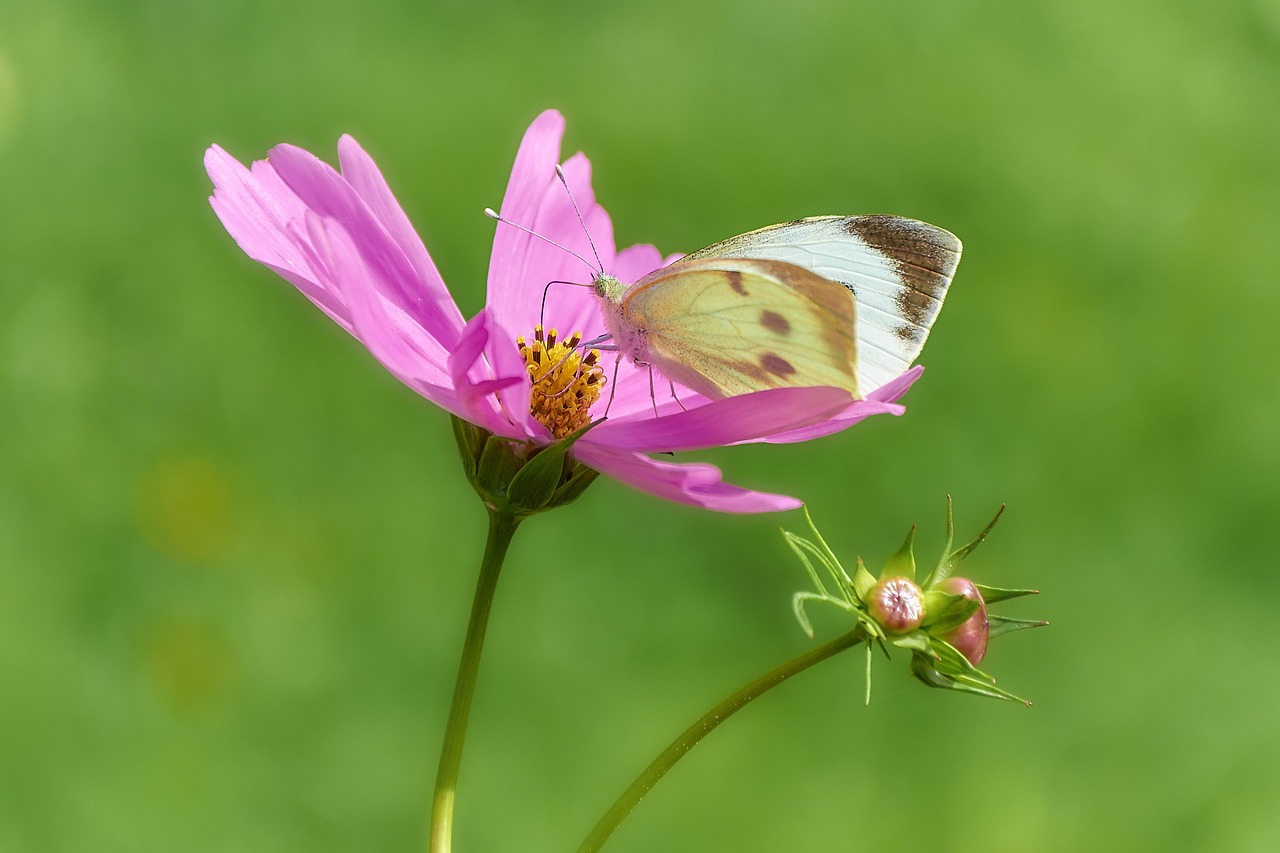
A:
[516,325,606,439]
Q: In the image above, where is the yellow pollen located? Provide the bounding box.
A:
[516,325,606,439]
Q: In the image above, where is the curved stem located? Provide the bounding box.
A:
[428,507,522,853]
[576,628,866,853]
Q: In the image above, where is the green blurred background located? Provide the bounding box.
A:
[3,0,1278,850]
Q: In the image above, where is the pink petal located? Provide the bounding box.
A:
[486,119,620,316]
[531,153,617,335]
[313,216,514,435]
[760,366,924,444]
[574,444,801,513]
[448,311,492,391]
[206,146,352,331]
[590,386,859,452]
[336,134,465,338]
[486,111,570,322]
[484,113,622,424]
[480,113,693,428]
[268,143,462,352]
[449,310,535,437]
[596,363,717,420]
[611,243,668,284]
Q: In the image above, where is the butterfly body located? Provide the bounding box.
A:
[594,215,961,402]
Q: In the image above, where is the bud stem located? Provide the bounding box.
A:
[427,507,522,853]
[576,628,867,852]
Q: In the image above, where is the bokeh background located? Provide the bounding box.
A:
[3,0,1278,850]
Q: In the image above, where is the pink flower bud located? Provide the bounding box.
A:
[867,577,925,634]
[938,577,988,665]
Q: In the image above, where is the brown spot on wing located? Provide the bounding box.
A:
[760,353,796,377]
[728,270,748,295]
[759,310,791,335]
[718,258,858,389]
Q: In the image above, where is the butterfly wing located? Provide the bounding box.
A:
[622,257,859,400]
[679,216,961,393]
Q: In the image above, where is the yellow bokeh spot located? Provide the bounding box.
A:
[142,616,234,718]
[134,455,235,563]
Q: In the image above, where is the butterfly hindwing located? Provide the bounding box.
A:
[620,257,859,400]
[680,215,961,393]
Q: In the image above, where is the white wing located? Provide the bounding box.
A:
[679,215,961,393]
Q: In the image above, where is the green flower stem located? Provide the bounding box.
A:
[576,628,866,853]
[428,507,522,853]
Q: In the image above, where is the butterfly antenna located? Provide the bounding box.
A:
[555,165,605,274]
[538,279,595,332]
[484,208,598,276]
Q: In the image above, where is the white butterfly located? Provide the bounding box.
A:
[593,215,961,400]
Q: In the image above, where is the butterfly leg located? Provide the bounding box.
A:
[602,353,623,416]
[647,366,660,418]
[668,380,688,412]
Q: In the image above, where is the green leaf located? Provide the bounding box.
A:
[852,556,877,603]
[864,642,874,706]
[451,415,491,481]
[883,525,917,581]
[920,592,978,633]
[798,505,850,582]
[549,466,599,509]
[975,583,1040,604]
[918,666,1031,704]
[783,530,834,598]
[476,436,524,503]
[506,419,599,512]
[914,633,1040,704]
[937,504,1005,581]
[921,495,956,588]
[928,638,994,682]
[989,615,1050,639]
[791,591,822,638]
[890,630,933,655]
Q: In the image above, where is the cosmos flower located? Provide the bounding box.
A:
[204,110,920,512]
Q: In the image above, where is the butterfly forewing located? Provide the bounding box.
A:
[622,257,859,400]
[680,215,961,393]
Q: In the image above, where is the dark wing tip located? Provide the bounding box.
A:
[842,215,962,281]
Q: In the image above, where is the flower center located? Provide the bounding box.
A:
[868,577,926,634]
[516,326,606,439]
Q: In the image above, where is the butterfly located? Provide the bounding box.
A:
[592,215,962,402]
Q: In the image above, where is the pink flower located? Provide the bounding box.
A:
[204,110,921,512]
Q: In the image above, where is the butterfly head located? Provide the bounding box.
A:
[591,272,627,304]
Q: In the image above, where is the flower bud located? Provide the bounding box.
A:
[867,577,925,634]
[785,501,1044,704]
[451,415,599,517]
[937,577,988,665]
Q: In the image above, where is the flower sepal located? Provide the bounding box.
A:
[784,498,1046,705]
[919,588,981,634]
[907,639,1030,704]
[452,415,600,518]
[974,584,1042,604]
